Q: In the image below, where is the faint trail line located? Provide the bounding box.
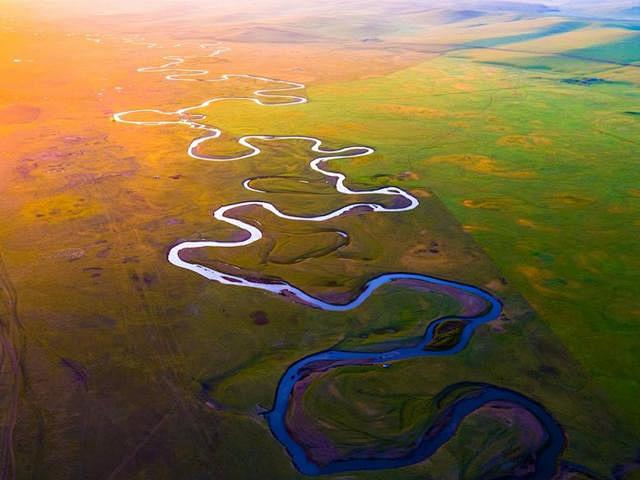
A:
[105,411,172,480]
[0,253,23,480]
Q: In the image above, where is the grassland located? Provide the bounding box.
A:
[1,5,639,479]
[205,38,640,433]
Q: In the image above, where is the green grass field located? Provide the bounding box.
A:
[206,31,640,432]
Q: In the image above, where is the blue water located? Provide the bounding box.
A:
[263,272,566,476]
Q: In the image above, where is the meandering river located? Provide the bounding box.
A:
[113,42,574,478]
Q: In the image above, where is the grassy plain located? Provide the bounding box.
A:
[207,41,640,432]
[1,5,639,479]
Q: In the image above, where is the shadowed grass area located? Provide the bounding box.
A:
[462,20,588,48]
[568,34,640,64]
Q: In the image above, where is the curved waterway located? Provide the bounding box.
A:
[114,42,568,477]
[262,275,566,476]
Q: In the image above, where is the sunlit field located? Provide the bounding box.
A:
[1,1,638,478]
